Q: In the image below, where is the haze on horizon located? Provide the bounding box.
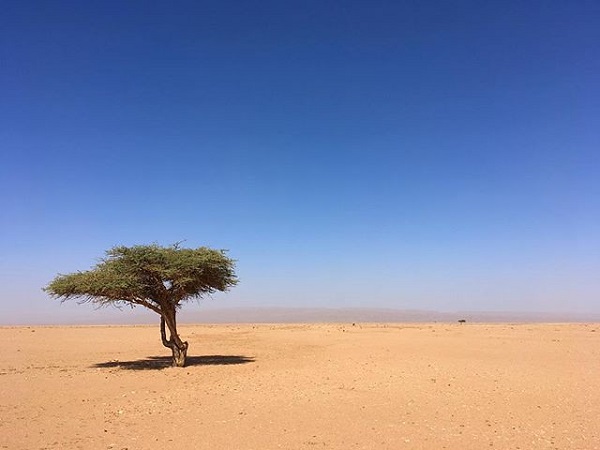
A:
[1,1,599,325]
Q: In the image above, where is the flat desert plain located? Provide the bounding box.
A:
[1,323,599,450]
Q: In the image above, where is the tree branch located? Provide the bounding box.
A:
[161,304,186,350]
[131,297,162,315]
[160,316,172,348]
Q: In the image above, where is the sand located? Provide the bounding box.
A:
[1,323,598,449]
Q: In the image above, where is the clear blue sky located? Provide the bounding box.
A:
[1,0,599,324]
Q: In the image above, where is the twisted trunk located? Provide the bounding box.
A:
[160,307,188,367]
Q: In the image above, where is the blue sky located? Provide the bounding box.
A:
[1,0,599,324]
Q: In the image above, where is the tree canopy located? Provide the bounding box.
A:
[45,244,238,366]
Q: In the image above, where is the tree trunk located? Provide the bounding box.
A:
[160,310,189,367]
[171,343,188,367]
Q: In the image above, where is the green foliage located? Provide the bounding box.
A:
[45,244,238,312]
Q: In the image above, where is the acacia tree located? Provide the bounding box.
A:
[45,244,238,367]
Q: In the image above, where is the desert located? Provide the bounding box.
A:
[1,322,598,449]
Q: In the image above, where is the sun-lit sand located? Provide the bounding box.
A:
[1,323,599,449]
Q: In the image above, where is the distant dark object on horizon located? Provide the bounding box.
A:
[458,319,467,324]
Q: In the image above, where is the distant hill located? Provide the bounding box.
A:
[178,307,600,324]
[5,306,599,326]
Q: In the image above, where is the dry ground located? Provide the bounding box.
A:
[1,323,598,449]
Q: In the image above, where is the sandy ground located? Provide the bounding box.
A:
[1,323,599,450]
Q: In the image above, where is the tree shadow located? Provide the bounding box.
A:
[92,355,255,371]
